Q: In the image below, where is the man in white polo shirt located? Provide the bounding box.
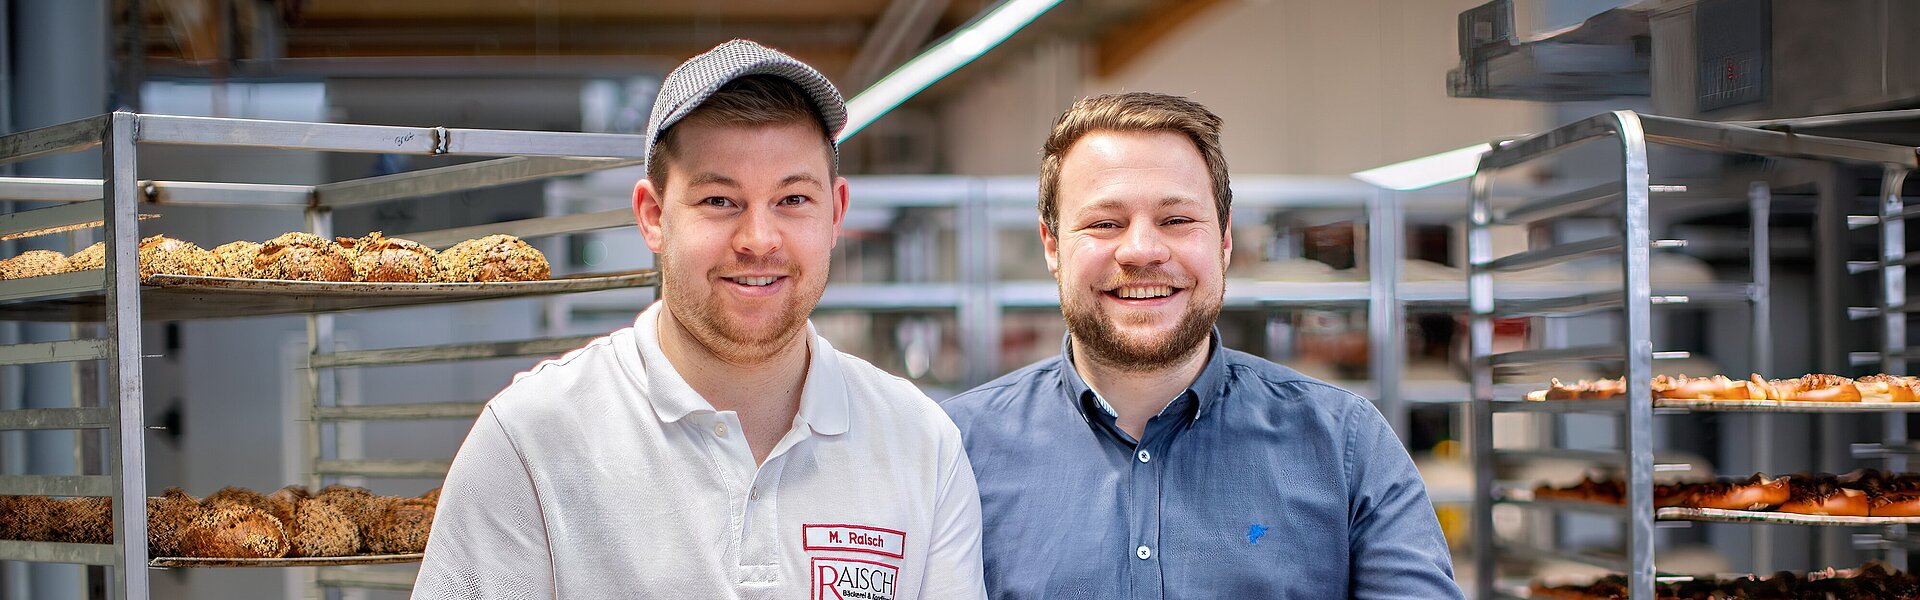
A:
[413,40,987,599]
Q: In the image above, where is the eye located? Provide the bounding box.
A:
[701,197,733,208]
[1087,221,1120,229]
[1163,217,1196,226]
[779,195,808,206]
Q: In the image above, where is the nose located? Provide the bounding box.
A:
[1112,221,1170,266]
[734,204,781,257]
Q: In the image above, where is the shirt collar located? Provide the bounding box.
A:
[1059,328,1230,423]
[632,301,850,436]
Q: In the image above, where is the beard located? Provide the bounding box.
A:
[657,250,826,365]
[1060,269,1221,370]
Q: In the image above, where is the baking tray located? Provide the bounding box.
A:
[149,552,422,568]
[1510,395,1920,413]
[1500,491,1920,525]
[1655,507,1920,525]
[0,269,657,321]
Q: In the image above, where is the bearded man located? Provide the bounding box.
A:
[941,92,1461,599]
[415,40,986,599]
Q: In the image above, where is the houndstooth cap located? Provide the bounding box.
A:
[644,39,846,175]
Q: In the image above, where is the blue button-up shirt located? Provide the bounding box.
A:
[941,333,1462,600]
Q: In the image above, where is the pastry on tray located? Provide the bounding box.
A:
[253,231,352,282]
[67,242,105,272]
[0,249,70,280]
[438,234,549,283]
[138,235,221,279]
[340,231,439,283]
[212,240,262,279]
[178,504,289,559]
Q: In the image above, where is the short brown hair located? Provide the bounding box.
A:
[1037,92,1230,235]
[647,74,836,188]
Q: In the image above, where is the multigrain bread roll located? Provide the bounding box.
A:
[438,234,549,282]
[341,232,439,283]
[202,486,276,515]
[177,505,288,558]
[9,496,61,542]
[0,250,71,280]
[212,241,262,279]
[254,232,352,281]
[67,243,105,271]
[287,498,359,557]
[364,497,434,554]
[59,497,113,544]
[138,235,220,279]
[147,488,202,556]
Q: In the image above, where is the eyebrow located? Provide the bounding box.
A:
[683,172,826,190]
[1079,196,1205,214]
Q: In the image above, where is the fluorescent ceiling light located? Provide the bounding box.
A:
[1350,143,1494,191]
[839,0,1064,141]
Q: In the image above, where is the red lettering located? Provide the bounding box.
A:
[817,565,844,600]
[829,531,842,544]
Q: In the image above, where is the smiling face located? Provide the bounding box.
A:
[634,118,848,364]
[1044,129,1230,369]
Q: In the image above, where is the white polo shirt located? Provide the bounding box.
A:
[413,302,987,599]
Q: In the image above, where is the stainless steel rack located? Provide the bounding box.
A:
[0,111,658,599]
[1467,110,1920,599]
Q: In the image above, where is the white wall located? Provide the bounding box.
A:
[939,0,1549,177]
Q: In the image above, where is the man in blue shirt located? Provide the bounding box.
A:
[941,92,1463,599]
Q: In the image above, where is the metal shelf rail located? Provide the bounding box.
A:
[0,111,656,600]
[1467,110,1920,599]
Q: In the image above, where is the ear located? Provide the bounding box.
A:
[1220,213,1234,270]
[634,178,667,253]
[1040,218,1061,277]
[829,176,851,249]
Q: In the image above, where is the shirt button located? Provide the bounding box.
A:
[749,487,760,501]
[1136,545,1152,560]
[713,422,729,438]
[1137,449,1151,463]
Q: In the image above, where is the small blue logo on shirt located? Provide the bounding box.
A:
[1247,524,1268,545]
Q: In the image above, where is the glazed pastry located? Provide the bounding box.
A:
[1683,473,1790,510]
[1858,374,1920,403]
[0,250,71,280]
[1653,374,1761,400]
[147,487,202,556]
[67,242,105,271]
[1527,378,1627,401]
[212,241,262,279]
[137,235,221,279]
[438,234,549,282]
[253,232,352,281]
[341,232,439,283]
[1777,474,1869,517]
[177,505,289,558]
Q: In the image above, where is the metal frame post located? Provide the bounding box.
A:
[1467,167,1496,600]
[1882,167,1910,566]
[102,111,147,600]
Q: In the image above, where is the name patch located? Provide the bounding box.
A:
[802,524,906,559]
[812,557,898,600]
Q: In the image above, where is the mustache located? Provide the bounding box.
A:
[708,257,799,276]
[1096,267,1192,290]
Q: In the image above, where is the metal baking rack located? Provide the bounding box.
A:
[0,111,657,599]
[1467,110,1920,599]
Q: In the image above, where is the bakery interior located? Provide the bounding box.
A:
[3,0,1920,598]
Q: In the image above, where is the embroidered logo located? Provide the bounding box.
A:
[1247,523,1268,545]
[803,524,907,559]
[812,557,898,600]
